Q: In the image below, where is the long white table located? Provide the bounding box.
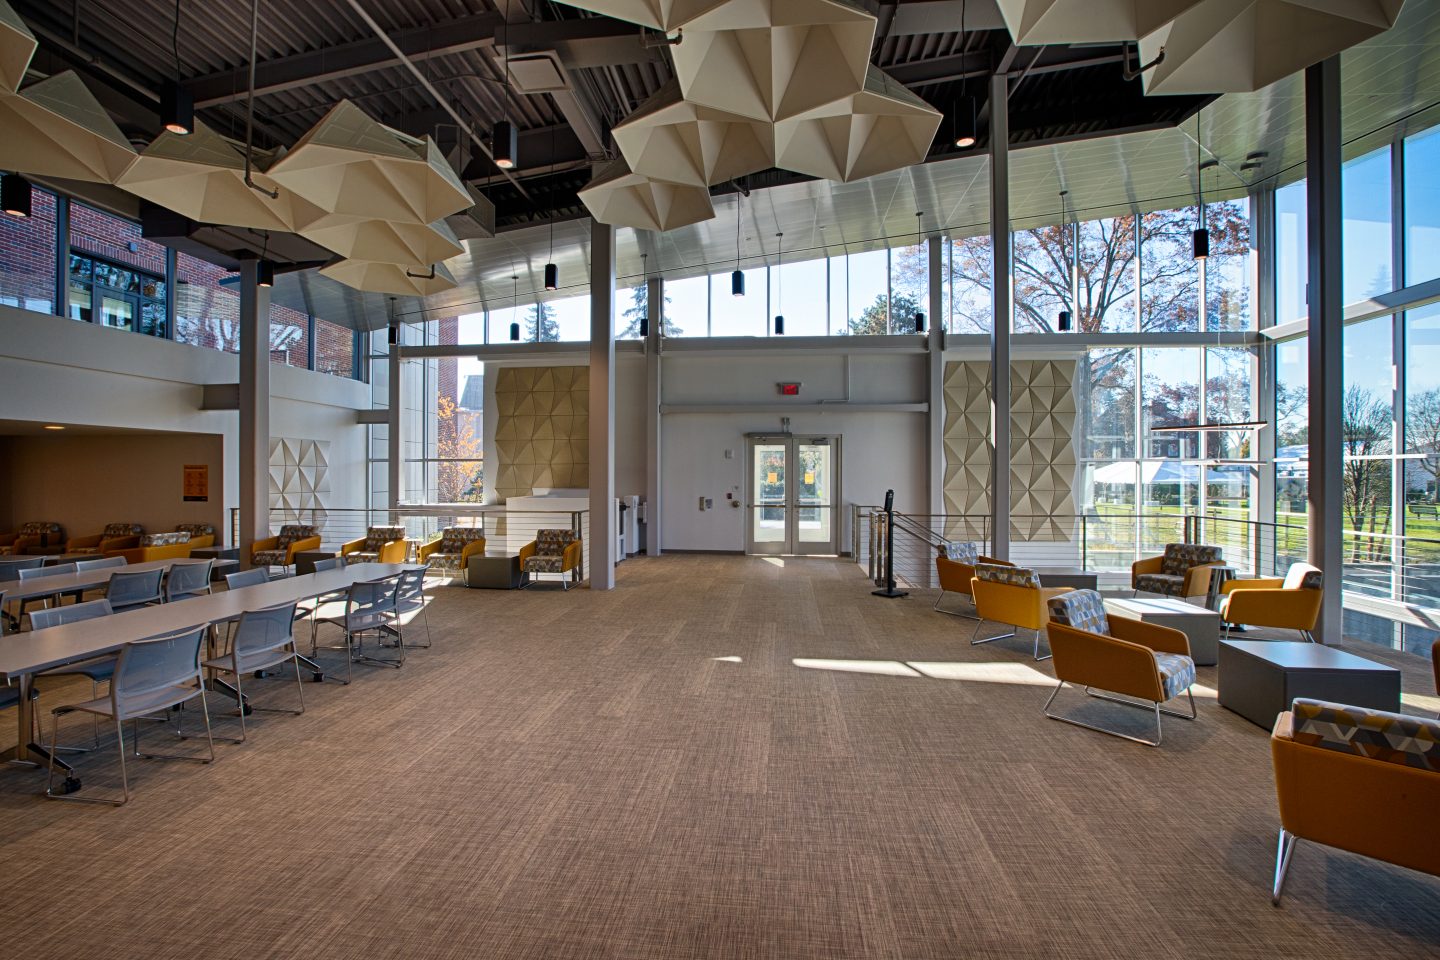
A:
[0,562,419,785]
[0,557,238,605]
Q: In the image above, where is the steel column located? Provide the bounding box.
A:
[927,234,945,518]
[238,260,271,560]
[590,219,617,588]
[645,273,664,555]
[990,72,1012,560]
[1305,58,1344,643]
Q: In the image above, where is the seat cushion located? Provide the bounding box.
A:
[252,550,290,566]
[1154,652,1196,700]
[175,523,215,541]
[1135,572,1184,596]
[943,541,979,563]
[346,551,382,563]
[140,531,191,547]
[534,528,578,557]
[358,526,406,553]
[427,552,467,571]
[1048,589,1110,635]
[1291,698,1440,772]
[524,555,567,574]
[975,562,1041,589]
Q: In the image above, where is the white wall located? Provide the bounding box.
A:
[0,305,370,544]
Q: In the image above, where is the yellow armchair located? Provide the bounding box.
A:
[519,529,582,589]
[418,527,488,574]
[341,526,408,564]
[934,548,1010,618]
[970,562,1072,660]
[1044,589,1197,746]
[1220,562,1323,642]
[1271,699,1440,904]
[249,524,322,571]
[68,523,144,555]
[109,531,195,564]
[1132,543,1225,599]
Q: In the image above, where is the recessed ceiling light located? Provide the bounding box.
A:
[43,424,65,430]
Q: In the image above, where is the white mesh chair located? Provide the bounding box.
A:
[203,602,305,742]
[32,599,117,750]
[225,568,270,590]
[46,624,215,805]
[388,567,431,649]
[105,568,164,612]
[315,576,402,684]
[164,559,214,602]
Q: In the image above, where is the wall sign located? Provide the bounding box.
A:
[183,464,209,502]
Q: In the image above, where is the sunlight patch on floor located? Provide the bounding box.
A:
[761,557,785,567]
[1403,692,1440,713]
[907,661,1056,686]
[712,655,743,663]
[793,658,922,677]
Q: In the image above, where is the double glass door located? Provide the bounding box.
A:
[746,435,839,555]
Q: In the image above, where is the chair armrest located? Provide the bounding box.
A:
[562,539,583,571]
[460,539,487,564]
[378,540,407,563]
[1048,622,1165,703]
[518,541,537,564]
[99,535,140,553]
[1222,577,1285,594]
[0,533,16,547]
[1183,563,1225,597]
[417,538,441,562]
[977,555,1013,567]
[68,534,104,550]
[108,547,144,564]
[1131,555,1164,585]
[285,536,323,563]
[339,537,366,556]
[1223,588,1323,631]
[1109,616,1191,656]
[1273,710,1294,741]
[935,557,975,593]
[249,536,279,559]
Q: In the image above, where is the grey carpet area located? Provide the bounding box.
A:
[1,555,1437,959]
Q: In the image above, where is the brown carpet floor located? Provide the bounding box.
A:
[1,555,1438,959]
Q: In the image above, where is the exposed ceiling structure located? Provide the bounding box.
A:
[3,0,1435,329]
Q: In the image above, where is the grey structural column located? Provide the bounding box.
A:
[927,234,945,518]
[388,321,402,513]
[1253,186,1277,574]
[1305,57,1343,643]
[238,259,271,561]
[989,71,1012,560]
[589,218,618,589]
[645,272,664,555]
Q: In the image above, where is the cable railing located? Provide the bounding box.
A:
[229,505,591,579]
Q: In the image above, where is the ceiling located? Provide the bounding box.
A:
[11,0,1440,328]
[0,419,191,436]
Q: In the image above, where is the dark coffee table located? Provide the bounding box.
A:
[293,550,337,576]
[466,551,528,589]
[1218,640,1402,729]
[1034,567,1099,591]
[190,546,241,580]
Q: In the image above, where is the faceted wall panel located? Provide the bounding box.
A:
[493,366,590,501]
[268,438,330,528]
[941,361,992,541]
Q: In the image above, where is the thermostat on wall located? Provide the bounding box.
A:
[777,382,801,396]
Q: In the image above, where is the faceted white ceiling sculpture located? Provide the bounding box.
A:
[0,71,137,183]
[577,156,716,232]
[0,0,35,93]
[774,66,942,184]
[669,0,877,122]
[1138,0,1406,94]
[994,0,1204,44]
[319,258,458,297]
[298,214,463,266]
[266,100,472,225]
[116,120,317,231]
[612,79,774,187]
[550,0,729,31]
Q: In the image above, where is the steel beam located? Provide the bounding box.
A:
[989,72,1012,561]
[590,219,617,589]
[238,260,271,561]
[928,234,945,517]
[645,274,664,556]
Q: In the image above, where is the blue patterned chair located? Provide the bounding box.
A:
[970,562,1072,660]
[1131,543,1224,599]
[1271,698,1440,904]
[520,529,582,590]
[1043,589,1197,747]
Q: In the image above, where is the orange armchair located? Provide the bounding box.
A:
[934,544,1010,619]
[341,526,408,564]
[249,524,322,572]
[109,531,195,564]
[519,529,582,589]
[0,522,65,556]
[1220,563,1323,642]
[1132,543,1225,599]
[418,527,488,575]
[68,523,143,555]
[1045,589,1197,746]
[970,563,1072,661]
[1271,698,1440,904]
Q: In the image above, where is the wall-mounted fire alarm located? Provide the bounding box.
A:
[777,382,801,396]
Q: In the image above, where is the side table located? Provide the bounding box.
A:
[1104,596,1223,666]
[190,546,240,581]
[1218,640,1402,729]
[1034,567,1099,591]
[293,550,337,576]
[1205,565,1238,611]
[466,552,528,589]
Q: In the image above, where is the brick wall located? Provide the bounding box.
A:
[0,187,57,314]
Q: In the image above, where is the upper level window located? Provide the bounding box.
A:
[67,252,167,338]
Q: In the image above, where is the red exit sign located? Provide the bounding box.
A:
[778,382,801,396]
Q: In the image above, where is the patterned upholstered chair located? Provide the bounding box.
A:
[174,523,217,549]
[519,529,582,589]
[0,522,65,556]
[108,531,194,564]
[417,527,487,577]
[1131,543,1225,599]
[341,526,408,564]
[934,542,1009,619]
[249,524,321,574]
[1044,589,1197,747]
[68,523,144,555]
[1219,563,1323,642]
[1271,698,1440,904]
[969,562,1073,661]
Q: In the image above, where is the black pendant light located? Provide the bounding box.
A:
[639,253,650,337]
[256,260,274,288]
[1193,111,1210,262]
[493,19,517,170]
[162,1,192,134]
[1057,190,1073,330]
[544,260,558,291]
[773,232,786,334]
[953,2,975,148]
[913,212,926,333]
[731,194,745,297]
[543,125,557,288]
[1057,310,1072,332]
[508,274,520,340]
[2,173,32,218]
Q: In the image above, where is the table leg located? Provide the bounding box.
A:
[0,675,76,781]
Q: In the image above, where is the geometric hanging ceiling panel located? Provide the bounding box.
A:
[1138,0,1405,94]
[0,72,137,183]
[297,214,463,266]
[773,66,942,183]
[577,156,715,232]
[551,0,730,32]
[319,258,459,297]
[0,0,35,93]
[612,80,775,187]
[266,100,472,225]
[994,0,1204,43]
[670,1,878,122]
[116,120,317,231]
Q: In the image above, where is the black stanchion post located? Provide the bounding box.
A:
[872,488,908,599]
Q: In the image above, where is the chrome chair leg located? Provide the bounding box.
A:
[1084,685,1197,721]
[1032,629,1052,662]
[1272,829,1299,905]
[47,710,132,805]
[933,592,981,620]
[970,622,1017,646]
[1043,680,1170,747]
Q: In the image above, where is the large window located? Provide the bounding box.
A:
[710,267,766,336]
[1141,347,1201,460]
[314,318,356,378]
[175,252,239,351]
[946,235,991,333]
[1013,224,1071,333]
[0,185,57,314]
[1205,199,1252,330]
[667,275,708,337]
[68,203,168,339]
[840,249,888,335]
[1343,146,1394,301]
[889,242,926,334]
[771,255,827,336]
[1275,180,1308,324]
[1139,207,1200,333]
[1405,127,1440,286]
[1084,348,1136,460]
[1077,215,1137,332]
